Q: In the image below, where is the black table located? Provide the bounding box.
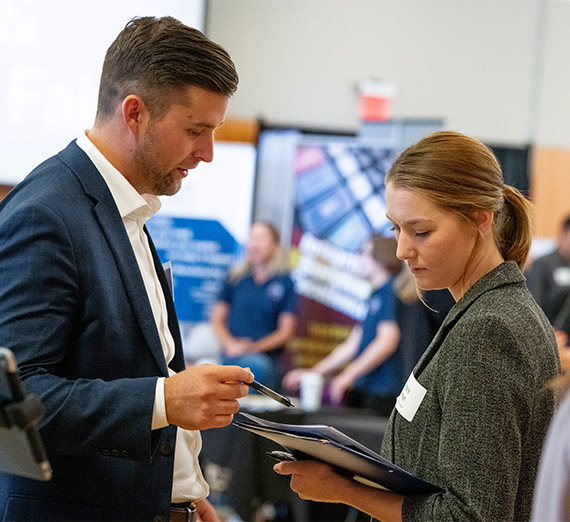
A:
[200,407,388,522]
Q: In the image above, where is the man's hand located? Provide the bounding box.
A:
[164,364,253,430]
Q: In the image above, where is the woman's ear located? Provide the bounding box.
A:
[475,210,494,234]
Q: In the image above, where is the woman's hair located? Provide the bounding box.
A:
[229,221,290,282]
[96,16,238,122]
[370,234,402,277]
[386,131,533,269]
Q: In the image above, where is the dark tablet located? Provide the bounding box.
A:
[0,347,51,481]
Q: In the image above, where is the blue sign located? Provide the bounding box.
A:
[147,216,242,322]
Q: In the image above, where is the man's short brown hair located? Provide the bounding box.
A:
[96,16,238,121]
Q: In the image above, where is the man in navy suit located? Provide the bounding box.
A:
[0,16,253,521]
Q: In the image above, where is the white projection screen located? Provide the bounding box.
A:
[0,0,205,185]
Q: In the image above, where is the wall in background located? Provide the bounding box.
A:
[531,148,570,238]
[207,0,561,146]
[0,0,205,185]
[535,2,570,147]
[0,185,11,201]
[206,0,570,237]
[2,2,569,234]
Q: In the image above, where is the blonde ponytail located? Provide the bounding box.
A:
[495,185,534,270]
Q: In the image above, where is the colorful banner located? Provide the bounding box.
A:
[288,136,397,368]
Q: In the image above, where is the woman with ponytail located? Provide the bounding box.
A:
[275,132,560,521]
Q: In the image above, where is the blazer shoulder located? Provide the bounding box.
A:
[3,141,111,212]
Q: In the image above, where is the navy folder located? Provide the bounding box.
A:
[233,412,442,495]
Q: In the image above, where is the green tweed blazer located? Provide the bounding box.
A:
[381,261,560,521]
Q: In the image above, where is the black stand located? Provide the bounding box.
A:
[0,347,51,481]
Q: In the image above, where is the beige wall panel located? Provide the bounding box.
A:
[0,185,13,202]
[531,147,570,238]
[207,0,538,145]
[215,118,259,143]
[535,3,570,147]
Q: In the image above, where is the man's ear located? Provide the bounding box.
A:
[475,210,494,234]
[121,95,149,137]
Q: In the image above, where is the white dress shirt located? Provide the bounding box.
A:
[77,132,209,502]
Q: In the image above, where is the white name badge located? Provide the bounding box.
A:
[396,371,427,422]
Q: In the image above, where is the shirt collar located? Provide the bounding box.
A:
[76,131,161,223]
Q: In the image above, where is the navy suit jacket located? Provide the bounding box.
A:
[0,141,186,521]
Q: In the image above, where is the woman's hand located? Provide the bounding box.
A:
[273,460,353,504]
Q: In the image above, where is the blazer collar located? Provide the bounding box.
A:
[442,261,523,324]
[414,261,523,377]
[58,141,174,376]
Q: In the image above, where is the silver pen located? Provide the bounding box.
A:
[246,380,294,408]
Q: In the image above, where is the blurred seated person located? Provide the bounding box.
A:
[210,221,297,390]
[526,214,570,372]
[552,330,570,373]
[394,265,454,379]
[283,234,403,416]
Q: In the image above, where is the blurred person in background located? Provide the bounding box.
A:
[526,214,570,372]
[211,221,297,390]
[394,266,454,380]
[283,234,403,416]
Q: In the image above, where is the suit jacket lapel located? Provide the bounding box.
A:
[59,142,169,376]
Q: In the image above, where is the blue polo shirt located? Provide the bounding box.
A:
[353,279,403,398]
[218,273,297,356]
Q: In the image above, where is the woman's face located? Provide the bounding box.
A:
[247,223,278,265]
[386,183,477,298]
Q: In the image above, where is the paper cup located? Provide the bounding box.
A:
[300,372,324,411]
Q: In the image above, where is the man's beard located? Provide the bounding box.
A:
[132,136,183,196]
[149,169,182,196]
